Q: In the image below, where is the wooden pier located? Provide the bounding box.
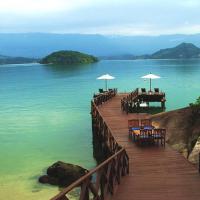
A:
[98,94,200,200]
[51,91,200,200]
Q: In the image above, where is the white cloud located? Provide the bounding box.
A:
[0,0,200,35]
[55,23,200,36]
[0,0,91,15]
[179,0,200,7]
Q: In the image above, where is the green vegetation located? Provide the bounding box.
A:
[189,97,200,124]
[194,97,200,105]
[151,43,200,59]
[40,50,98,65]
[190,96,200,107]
[0,55,38,64]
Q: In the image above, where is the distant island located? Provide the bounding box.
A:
[151,43,200,59]
[1,43,200,65]
[0,55,38,64]
[40,50,98,65]
[102,43,200,60]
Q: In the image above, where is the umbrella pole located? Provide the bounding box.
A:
[105,79,107,91]
[150,78,152,91]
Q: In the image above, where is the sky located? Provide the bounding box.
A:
[0,0,200,35]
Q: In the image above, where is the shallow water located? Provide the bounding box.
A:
[0,60,200,199]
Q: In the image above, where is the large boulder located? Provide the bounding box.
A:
[39,161,88,187]
[188,136,200,164]
[151,106,200,163]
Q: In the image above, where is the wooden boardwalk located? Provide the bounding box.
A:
[98,94,200,200]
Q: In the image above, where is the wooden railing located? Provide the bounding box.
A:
[121,88,166,114]
[50,148,129,200]
[91,101,124,156]
[121,88,139,114]
[93,88,117,106]
[50,91,129,200]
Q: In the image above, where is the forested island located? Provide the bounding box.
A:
[40,50,98,65]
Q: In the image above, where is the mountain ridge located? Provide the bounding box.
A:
[1,42,200,64]
[1,33,200,58]
[151,42,200,59]
[102,43,200,60]
[0,54,38,64]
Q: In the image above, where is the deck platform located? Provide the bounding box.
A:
[121,88,166,113]
[98,94,200,200]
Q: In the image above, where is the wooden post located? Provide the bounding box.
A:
[150,78,152,91]
[126,102,128,115]
[161,100,165,110]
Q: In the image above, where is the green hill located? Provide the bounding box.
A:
[40,50,98,65]
[151,43,200,59]
[0,55,38,64]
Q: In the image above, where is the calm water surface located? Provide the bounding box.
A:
[0,59,200,199]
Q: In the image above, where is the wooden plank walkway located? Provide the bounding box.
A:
[98,94,200,200]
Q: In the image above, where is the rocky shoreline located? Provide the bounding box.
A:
[151,106,200,164]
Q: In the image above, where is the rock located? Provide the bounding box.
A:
[39,175,49,184]
[151,106,200,164]
[188,136,200,164]
[39,161,88,187]
[39,175,58,185]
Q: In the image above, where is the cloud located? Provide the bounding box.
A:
[179,0,200,7]
[0,0,91,15]
[0,0,200,35]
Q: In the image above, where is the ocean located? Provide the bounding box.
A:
[0,59,200,199]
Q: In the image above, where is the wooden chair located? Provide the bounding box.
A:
[152,128,166,146]
[140,119,152,128]
[128,119,140,141]
[136,129,153,145]
[154,88,159,93]
[128,119,140,129]
[99,88,104,93]
[141,88,146,94]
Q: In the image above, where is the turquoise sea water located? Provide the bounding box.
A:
[0,59,200,199]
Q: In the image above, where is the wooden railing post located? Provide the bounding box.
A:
[93,89,117,106]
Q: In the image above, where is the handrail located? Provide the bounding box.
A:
[121,88,166,114]
[50,91,129,200]
[93,88,117,106]
[50,148,128,200]
[92,101,119,150]
[121,88,139,114]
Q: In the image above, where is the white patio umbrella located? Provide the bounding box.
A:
[141,73,160,91]
[97,74,115,91]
